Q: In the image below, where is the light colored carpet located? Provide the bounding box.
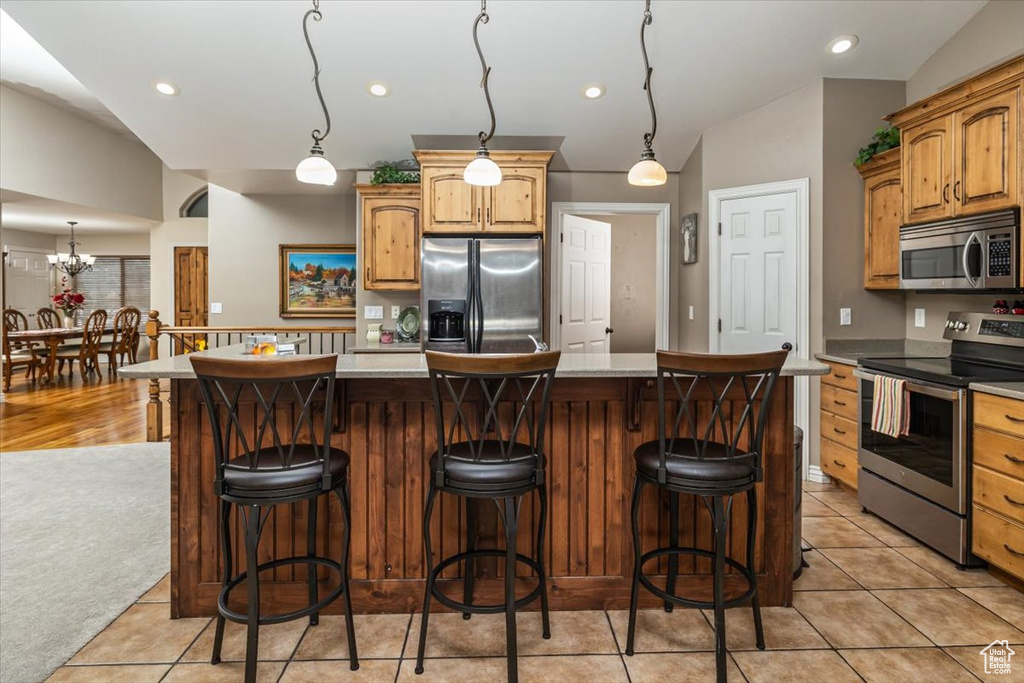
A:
[0,443,170,683]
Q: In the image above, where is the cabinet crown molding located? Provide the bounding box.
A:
[886,56,1023,129]
[355,183,421,197]
[413,150,555,166]
[856,147,901,178]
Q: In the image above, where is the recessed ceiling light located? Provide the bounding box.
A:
[152,80,179,96]
[582,84,606,100]
[828,35,858,54]
[367,81,390,97]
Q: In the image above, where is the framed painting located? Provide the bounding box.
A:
[279,244,357,318]
[680,213,698,265]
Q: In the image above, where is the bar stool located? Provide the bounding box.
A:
[191,355,358,683]
[415,350,561,683]
[625,350,788,683]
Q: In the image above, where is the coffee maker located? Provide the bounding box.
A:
[427,299,466,343]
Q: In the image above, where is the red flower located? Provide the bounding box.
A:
[72,293,84,304]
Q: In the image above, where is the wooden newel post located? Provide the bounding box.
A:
[146,310,163,442]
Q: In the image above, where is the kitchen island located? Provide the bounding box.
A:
[120,350,828,618]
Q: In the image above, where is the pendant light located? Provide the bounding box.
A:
[295,0,337,186]
[628,0,667,187]
[464,0,502,187]
[47,221,95,277]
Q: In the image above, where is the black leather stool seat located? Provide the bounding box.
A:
[634,440,756,488]
[224,446,349,494]
[430,441,540,488]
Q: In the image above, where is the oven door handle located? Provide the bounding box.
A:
[854,369,963,402]
[962,231,981,288]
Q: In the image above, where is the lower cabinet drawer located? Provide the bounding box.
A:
[973,505,1024,580]
[820,437,858,490]
[821,383,858,422]
[973,427,1024,479]
[973,465,1024,524]
[974,391,1024,437]
[821,411,858,451]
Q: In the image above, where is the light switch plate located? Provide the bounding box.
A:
[840,308,851,326]
[365,305,384,320]
[688,305,695,320]
[391,306,401,319]
[210,302,223,314]
[915,308,926,328]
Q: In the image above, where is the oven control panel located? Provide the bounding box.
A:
[945,312,1024,347]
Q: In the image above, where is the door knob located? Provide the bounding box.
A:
[605,327,614,334]
[782,342,793,351]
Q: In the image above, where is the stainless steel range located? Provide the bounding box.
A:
[855,312,1024,566]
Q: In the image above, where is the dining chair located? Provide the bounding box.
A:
[36,308,60,329]
[2,320,41,392]
[2,308,40,385]
[55,309,107,379]
[98,307,141,369]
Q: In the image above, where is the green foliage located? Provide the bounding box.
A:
[854,126,900,166]
[313,263,324,282]
[370,164,420,185]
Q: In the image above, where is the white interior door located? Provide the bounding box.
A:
[5,249,52,324]
[560,215,611,354]
[718,192,798,354]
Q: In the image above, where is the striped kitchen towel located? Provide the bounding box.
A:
[871,375,910,438]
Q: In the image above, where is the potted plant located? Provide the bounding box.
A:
[369,160,420,185]
[52,277,85,327]
[854,126,900,166]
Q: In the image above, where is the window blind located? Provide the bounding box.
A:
[71,256,150,325]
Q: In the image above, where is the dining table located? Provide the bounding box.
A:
[6,325,116,384]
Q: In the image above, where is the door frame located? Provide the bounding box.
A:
[168,242,207,324]
[550,202,671,351]
[707,178,810,477]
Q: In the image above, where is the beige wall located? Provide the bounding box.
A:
[905,0,1024,103]
[207,186,355,327]
[676,138,704,351]
[66,232,150,257]
[588,214,658,353]
[0,85,162,222]
[905,292,995,340]
[1,226,55,252]
[149,168,208,323]
[547,171,681,350]
[821,78,908,340]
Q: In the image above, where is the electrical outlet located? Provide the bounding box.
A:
[840,308,851,326]
[391,306,401,319]
[688,305,695,320]
[210,302,223,314]
[915,308,926,328]
[364,305,384,320]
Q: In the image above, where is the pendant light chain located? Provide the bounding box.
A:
[303,0,330,146]
[640,0,656,153]
[472,0,496,147]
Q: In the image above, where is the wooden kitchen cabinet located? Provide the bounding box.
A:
[858,148,902,289]
[414,150,553,234]
[970,389,1024,580]
[887,57,1023,226]
[819,359,859,491]
[357,184,421,291]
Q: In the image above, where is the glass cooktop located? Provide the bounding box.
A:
[860,356,1024,387]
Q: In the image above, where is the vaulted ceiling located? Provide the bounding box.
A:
[3,0,985,177]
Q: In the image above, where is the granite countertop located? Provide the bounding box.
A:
[816,339,952,367]
[119,342,830,380]
[351,342,422,354]
[969,382,1024,401]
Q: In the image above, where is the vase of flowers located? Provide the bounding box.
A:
[52,278,85,328]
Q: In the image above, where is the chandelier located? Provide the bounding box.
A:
[47,221,94,277]
[628,0,667,186]
[463,0,502,187]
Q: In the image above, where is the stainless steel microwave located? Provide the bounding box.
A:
[899,207,1020,291]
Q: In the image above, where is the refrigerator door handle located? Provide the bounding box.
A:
[474,240,485,353]
[466,239,476,353]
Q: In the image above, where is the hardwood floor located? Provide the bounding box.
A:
[0,368,169,451]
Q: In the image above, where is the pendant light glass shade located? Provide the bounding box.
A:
[464,148,502,186]
[295,146,338,186]
[628,155,667,187]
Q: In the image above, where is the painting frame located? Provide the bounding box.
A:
[279,244,357,318]
[680,213,698,265]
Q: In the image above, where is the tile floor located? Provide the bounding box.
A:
[46,483,1024,682]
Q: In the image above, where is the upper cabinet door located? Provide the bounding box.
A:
[953,85,1020,216]
[484,166,545,233]
[363,196,421,291]
[864,166,902,289]
[422,166,482,232]
[902,117,954,224]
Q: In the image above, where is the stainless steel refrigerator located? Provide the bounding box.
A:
[421,236,543,354]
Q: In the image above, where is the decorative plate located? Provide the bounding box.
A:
[396,306,420,341]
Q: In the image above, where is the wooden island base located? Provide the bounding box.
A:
[170,375,795,618]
